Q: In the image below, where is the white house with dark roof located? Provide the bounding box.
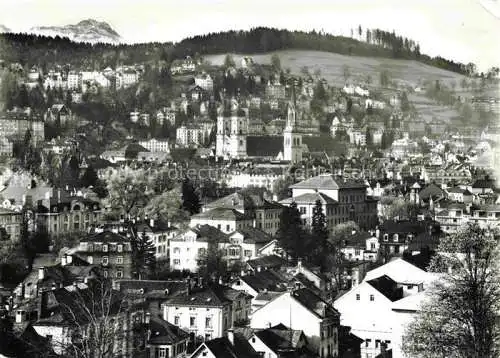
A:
[190,208,254,234]
[162,284,252,342]
[334,275,404,358]
[250,288,340,357]
[146,315,189,358]
[280,174,378,230]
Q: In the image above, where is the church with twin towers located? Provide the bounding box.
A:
[215,87,304,163]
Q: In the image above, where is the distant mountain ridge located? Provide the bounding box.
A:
[0,24,11,33]
[29,19,121,44]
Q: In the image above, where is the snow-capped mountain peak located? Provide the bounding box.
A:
[30,19,121,44]
[0,24,11,33]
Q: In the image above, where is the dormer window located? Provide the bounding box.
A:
[393,234,399,242]
[383,234,389,242]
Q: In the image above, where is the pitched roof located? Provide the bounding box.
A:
[193,336,259,358]
[280,192,337,205]
[254,325,305,353]
[81,231,130,243]
[172,224,229,243]
[238,270,288,293]
[164,284,245,308]
[366,275,403,302]
[247,136,283,158]
[192,207,251,221]
[290,174,367,190]
[147,316,189,345]
[291,288,339,319]
[231,227,273,244]
[246,255,287,271]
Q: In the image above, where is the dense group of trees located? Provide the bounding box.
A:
[0,27,473,76]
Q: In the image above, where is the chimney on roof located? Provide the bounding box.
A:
[167,220,171,228]
[257,266,262,273]
[227,328,234,346]
[150,218,155,228]
[38,267,46,281]
[252,219,256,228]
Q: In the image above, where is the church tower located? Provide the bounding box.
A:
[283,86,303,163]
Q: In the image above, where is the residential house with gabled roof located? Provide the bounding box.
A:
[189,331,259,358]
[247,323,316,358]
[377,220,440,260]
[231,269,288,309]
[162,284,252,344]
[334,275,404,358]
[250,288,340,357]
[135,218,179,260]
[246,255,287,272]
[281,174,378,231]
[203,192,284,236]
[146,315,190,358]
[169,224,228,273]
[190,208,253,234]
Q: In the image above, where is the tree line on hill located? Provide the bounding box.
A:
[0,27,473,76]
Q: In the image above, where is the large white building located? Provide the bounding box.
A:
[176,125,205,147]
[138,138,170,153]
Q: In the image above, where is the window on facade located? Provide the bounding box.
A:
[244,250,252,257]
[365,339,371,347]
[116,256,123,264]
[117,245,123,253]
[299,207,306,214]
[173,259,180,265]
[205,317,212,328]
[102,256,109,265]
[102,244,108,252]
[116,270,123,278]
[173,247,180,254]
[87,256,93,264]
[190,317,196,327]
[370,294,375,301]
[174,316,179,325]
[158,348,167,358]
[356,294,360,301]
[226,224,230,232]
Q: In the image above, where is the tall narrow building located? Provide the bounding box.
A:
[216,97,248,159]
[283,86,303,163]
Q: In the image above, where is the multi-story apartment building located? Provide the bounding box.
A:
[194,73,214,92]
[0,136,13,158]
[0,208,22,242]
[0,111,45,144]
[202,192,283,236]
[169,224,274,273]
[75,231,133,279]
[66,71,80,89]
[35,193,103,238]
[176,125,205,147]
[162,283,252,342]
[265,81,286,99]
[280,174,378,231]
[135,219,178,260]
[190,208,254,234]
[469,204,500,228]
[138,138,170,153]
[221,166,285,192]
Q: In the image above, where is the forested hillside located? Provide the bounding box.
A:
[0,27,474,75]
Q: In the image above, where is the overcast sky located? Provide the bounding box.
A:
[1,0,499,71]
